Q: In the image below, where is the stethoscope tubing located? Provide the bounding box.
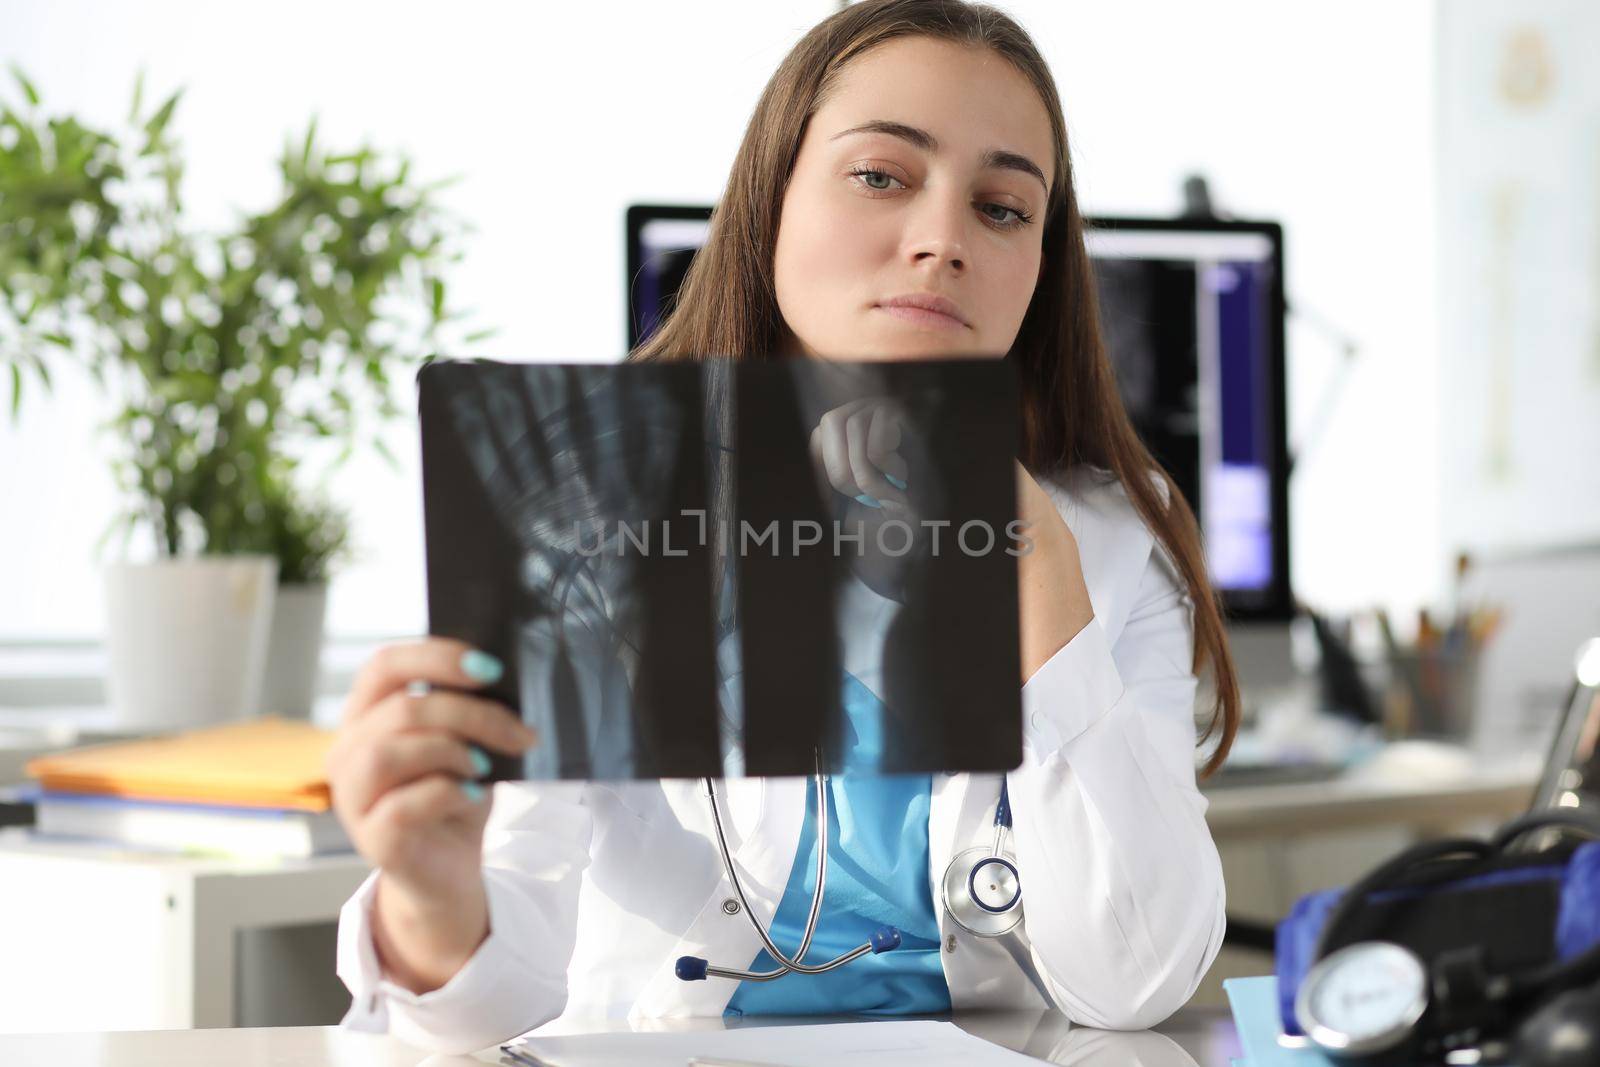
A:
[685,773,1019,983]
[703,772,866,978]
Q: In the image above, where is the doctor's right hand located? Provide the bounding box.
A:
[326,637,538,993]
[807,395,913,511]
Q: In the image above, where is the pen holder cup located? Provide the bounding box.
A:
[1385,646,1483,740]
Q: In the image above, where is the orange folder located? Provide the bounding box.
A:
[25,717,337,812]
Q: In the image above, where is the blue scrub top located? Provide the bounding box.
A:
[724,671,951,1016]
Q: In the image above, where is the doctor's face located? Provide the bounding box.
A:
[773,37,1055,362]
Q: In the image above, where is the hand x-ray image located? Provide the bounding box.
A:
[418,358,1022,781]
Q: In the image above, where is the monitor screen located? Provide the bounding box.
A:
[627,205,715,351]
[625,207,1291,619]
[1086,218,1290,618]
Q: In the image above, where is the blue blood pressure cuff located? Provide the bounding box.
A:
[1274,840,1600,1037]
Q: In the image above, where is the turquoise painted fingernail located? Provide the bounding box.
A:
[885,473,907,490]
[854,493,881,508]
[461,650,503,683]
[469,746,491,777]
[461,781,485,803]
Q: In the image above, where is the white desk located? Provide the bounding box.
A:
[1202,760,1539,840]
[0,754,1541,1032]
[0,1010,1241,1066]
[0,829,370,1034]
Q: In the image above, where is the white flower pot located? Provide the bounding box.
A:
[103,556,279,731]
[259,582,329,719]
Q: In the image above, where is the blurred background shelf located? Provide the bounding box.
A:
[0,827,370,1033]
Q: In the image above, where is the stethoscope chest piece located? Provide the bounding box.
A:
[943,844,1024,937]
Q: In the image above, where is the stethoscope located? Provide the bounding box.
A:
[941,779,1024,938]
[675,770,1023,983]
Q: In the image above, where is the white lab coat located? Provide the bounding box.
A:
[334,466,1227,1055]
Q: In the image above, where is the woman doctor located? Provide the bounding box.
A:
[328,0,1241,1054]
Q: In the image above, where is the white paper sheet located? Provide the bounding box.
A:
[504,1019,1044,1066]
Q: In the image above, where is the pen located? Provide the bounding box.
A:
[500,1044,561,1067]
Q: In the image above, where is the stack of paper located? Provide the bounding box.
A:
[25,717,336,811]
[22,718,350,858]
[507,1020,1045,1066]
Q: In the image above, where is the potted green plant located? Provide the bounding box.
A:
[2,71,476,728]
[251,483,352,718]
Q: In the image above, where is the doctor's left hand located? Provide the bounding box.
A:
[326,637,538,994]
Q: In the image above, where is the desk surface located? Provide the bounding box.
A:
[1,1010,1242,1066]
[1202,759,1539,837]
[1,755,1541,854]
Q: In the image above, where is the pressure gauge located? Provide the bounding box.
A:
[1295,941,1428,1059]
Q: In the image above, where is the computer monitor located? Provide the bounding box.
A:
[626,205,716,351]
[1086,218,1290,620]
[625,206,1291,619]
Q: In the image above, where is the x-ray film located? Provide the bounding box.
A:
[417,358,1023,781]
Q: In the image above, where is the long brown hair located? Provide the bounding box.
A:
[629,0,1239,775]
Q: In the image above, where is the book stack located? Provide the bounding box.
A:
[23,717,352,860]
